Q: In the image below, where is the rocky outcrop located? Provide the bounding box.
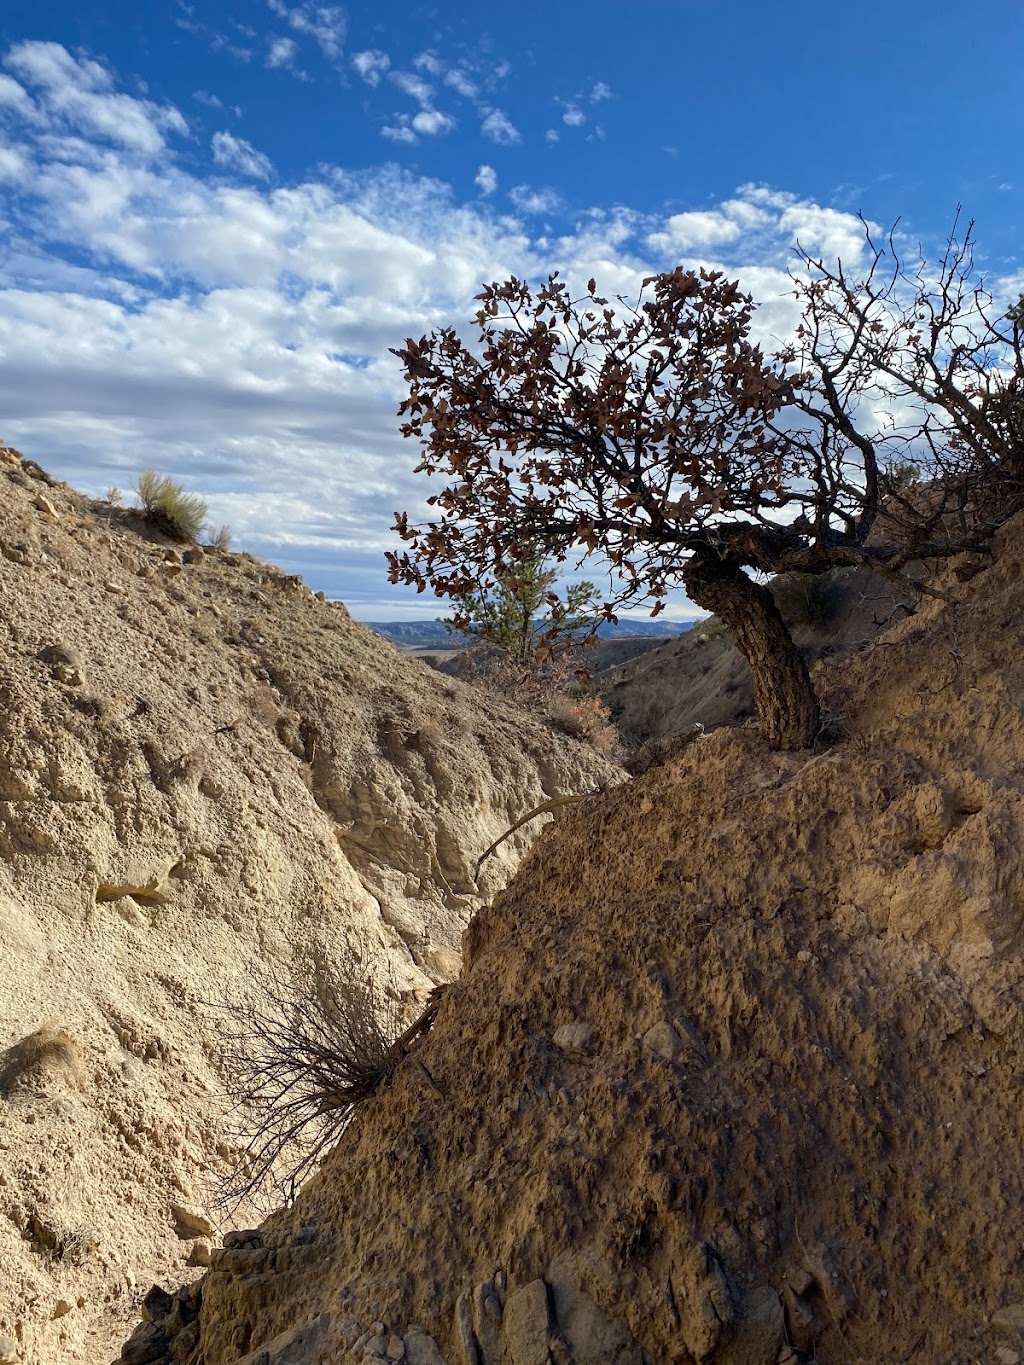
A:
[0,448,619,1364]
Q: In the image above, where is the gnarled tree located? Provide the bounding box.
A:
[388,228,1023,750]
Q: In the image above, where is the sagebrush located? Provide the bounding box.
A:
[135,467,208,542]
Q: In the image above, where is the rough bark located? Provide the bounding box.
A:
[682,552,820,750]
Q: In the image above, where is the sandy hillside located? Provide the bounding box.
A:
[0,447,620,1365]
[133,515,1024,1364]
[599,568,911,747]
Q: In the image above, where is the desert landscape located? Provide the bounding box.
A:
[3,437,1024,1365]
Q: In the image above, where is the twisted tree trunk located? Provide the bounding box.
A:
[682,552,819,750]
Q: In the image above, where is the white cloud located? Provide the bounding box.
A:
[475,164,497,196]
[777,203,874,264]
[509,185,562,216]
[193,89,224,109]
[411,109,455,137]
[5,41,186,156]
[1,55,980,617]
[655,210,743,250]
[0,73,34,114]
[390,71,433,106]
[266,36,300,70]
[413,51,443,76]
[211,130,273,179]
[266,0,346,60]
[481,107,520,145]
[444,69,477,99]
[544,129,559,144]
[590,81,612,102]
[381,118,417,145]
[352,50,389,87]
[0,145,26,182]
[562,105,585,127]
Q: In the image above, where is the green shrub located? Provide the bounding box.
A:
[690,615,729,645]
[135,468,208,542]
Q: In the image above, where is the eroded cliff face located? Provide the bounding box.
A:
[0,448,620,1365]
[143,516,1024,1365]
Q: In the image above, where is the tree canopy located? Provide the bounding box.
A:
[388,220,1023,749]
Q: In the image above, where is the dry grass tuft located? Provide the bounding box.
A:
[218,958,442,1210]
[135,468,208,542]
[0,1024,84,1095]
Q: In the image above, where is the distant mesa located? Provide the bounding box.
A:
[364,618,694,650]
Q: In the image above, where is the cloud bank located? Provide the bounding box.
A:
[0,41,983,617]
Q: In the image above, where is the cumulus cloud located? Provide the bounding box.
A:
[544,129,559,144]
[475,164,497,196]
[352,49,389,87]
[380,118,418,144]
[509,184,563,216]
[444,69,477,99]
[266,0,346,61]
[266,36,300,70]
[654,210,744,250]
[411,109,455,137]
[413,51,443,76]
[4,41,186,156]
[562,104,585,127]
[0,47,975,616]
[211,130,273,179]
[590,81,612,101]
[390,71,432,106]
[481,107,520,145]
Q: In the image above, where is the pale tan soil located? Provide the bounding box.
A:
[146,520,1024,1363]
[0,448,619,1365]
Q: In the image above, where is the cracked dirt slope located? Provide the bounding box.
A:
[0,447,619,1365]
[142,515,1024,1364]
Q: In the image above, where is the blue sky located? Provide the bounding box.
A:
[0,0,1021,618]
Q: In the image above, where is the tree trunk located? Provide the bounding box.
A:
[682,552,820,750]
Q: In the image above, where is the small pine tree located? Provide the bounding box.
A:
[444,551,599,666]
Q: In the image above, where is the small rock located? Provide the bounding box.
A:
[0,1333,16,1363]
[503,1280,551,1365]
[995,1349,1021,1365]
[553,1022,592,1053]
[404,1327,448,1365]
[170,1202,215,1239]
[642,1020,681,1061]
[365,1335,386,1358]
[386,1336,406,1361]
[188,1239,212,1266]
[52,1300,72,1320]
[994,1304,1024,1333]
[341,1320,364,1348]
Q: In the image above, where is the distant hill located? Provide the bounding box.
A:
[364,617,694,650]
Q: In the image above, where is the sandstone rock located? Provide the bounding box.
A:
[170,1202,215,1239]
[552,1022,592,1053]
[642,1020,682,1060]
[0,1335,15,1365]
[472,1282,502,1365]
[235,1312,330,1364]
[403,1327,447,1365]
[720,1286,784,1365]
[502,1280,551,1365]
[994,1304,1024,1333]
